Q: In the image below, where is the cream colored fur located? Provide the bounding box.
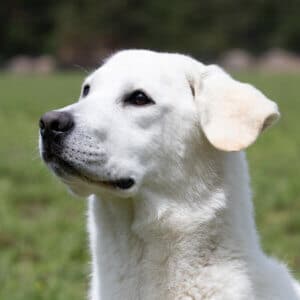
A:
[40,50,300,300]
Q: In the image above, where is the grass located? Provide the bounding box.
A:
[0,71,299,299]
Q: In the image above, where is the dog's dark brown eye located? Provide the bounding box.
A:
[82,85,90,97]
[124,90,155,106]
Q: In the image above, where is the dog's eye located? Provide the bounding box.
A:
[82,85,90,97]
[124,90,155,106]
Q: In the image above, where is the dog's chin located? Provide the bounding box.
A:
[43,154,137,197]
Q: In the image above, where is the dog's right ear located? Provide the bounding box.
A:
[192,65,280,152]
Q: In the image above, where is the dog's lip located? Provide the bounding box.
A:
[43,151,135,190]
[84,177,135,190]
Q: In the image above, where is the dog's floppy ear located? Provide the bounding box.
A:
[196,65,280,151]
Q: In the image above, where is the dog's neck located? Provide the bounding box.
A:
[88,151,262,300]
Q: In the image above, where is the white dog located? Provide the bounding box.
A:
[39,50,300,300]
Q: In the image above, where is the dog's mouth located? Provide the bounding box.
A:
[42,150,135,190]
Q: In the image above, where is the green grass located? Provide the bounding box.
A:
[0,73,88,300]
[0,71,299,299]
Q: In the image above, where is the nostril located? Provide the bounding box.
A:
[51,119,60,132]
[39,118,45,130]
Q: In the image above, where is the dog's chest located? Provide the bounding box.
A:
[95,242,253,300]
[89,197,253,300]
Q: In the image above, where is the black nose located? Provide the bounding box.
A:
[39,111,74,138]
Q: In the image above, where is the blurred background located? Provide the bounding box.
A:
[1,1,300,299]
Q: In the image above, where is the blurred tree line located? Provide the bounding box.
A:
[2,0,300,65]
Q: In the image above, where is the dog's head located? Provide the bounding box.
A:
[39,50,279,198]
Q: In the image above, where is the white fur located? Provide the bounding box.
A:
[41,50,300,299]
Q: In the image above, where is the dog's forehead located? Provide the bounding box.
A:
[87,50,194,87]
[105,50,185,71]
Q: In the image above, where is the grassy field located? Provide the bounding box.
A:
[0,71,299,299]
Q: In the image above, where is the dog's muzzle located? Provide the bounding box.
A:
[39,111,135,191]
